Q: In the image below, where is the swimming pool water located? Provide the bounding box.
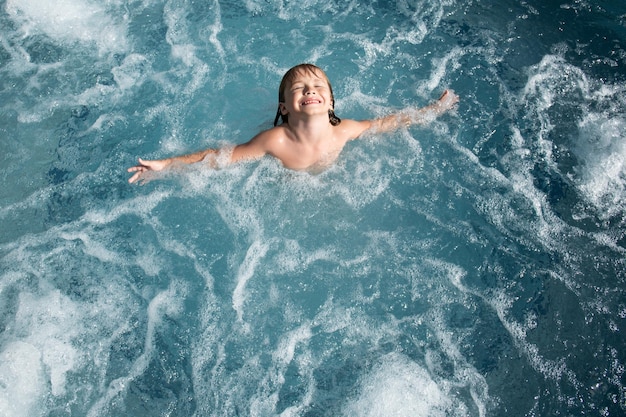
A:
[1,0,625,416]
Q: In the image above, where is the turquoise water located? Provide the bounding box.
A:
[1,0,625,416]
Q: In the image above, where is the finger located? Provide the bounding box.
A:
[128,171,142,184]
[128,165,147,173]
[137,158,155,167]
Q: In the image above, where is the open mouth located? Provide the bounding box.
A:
[302,98,322,105]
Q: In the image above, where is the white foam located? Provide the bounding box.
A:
[87,281,187,417]
[6,0,128,55]
[135,246,164,276]
[111,54,151,91]
[232,238,272,322]
[274,323,313,366]
[343,352,448,417]
[13,290,80,397]
[575,111,626,220]
[417,46,464,97]
[72,53,153,115]
[523,55,590,111]
[249,323,316,416]
[485,287,580,385]
[82,189,172,225]
[59,231,119,264]
[163,0,212,94]
[274,239,334,274]
[3,0,140,123]
[0,342,46,417]
[521,54,626,220]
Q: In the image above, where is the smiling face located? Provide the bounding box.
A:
[281,68,333,119]
[275,64,337,126]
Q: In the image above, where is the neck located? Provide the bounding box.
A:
[286,113,332,143]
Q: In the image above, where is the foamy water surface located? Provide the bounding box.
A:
[1,0,625,416]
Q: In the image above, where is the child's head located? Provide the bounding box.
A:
[274,63,341,126]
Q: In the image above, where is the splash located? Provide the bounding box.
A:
[5,0,129,55]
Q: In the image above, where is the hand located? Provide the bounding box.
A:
[404,89,460,126]
[436,89,459,111]
[127,158,171,184]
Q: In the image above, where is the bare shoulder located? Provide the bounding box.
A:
[252,126,291,149]
[335,119,372,141]
[231,126,290,163]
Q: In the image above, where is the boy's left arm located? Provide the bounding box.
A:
[371,90,459,134]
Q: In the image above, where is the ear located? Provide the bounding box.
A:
[279,103,288,115]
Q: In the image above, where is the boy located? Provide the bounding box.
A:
[128,63,459,183]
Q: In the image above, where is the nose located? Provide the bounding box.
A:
[304,86,316,95]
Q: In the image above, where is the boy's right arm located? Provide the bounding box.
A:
[127,149,218,184]
[229,130,275,163]
[127,130,276,184]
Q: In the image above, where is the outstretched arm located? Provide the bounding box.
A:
[127,149,219,184]
[127,132,275,184]
[370,90,459,133]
